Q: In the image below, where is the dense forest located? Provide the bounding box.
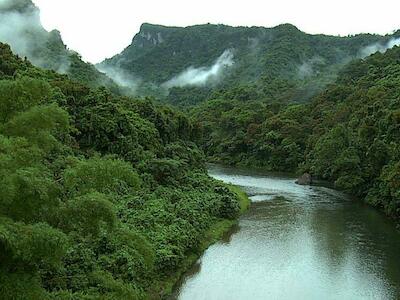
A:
[1,0,400,298]
[192,46,400,222]
[0,42,247,299]
[101,22,399,105]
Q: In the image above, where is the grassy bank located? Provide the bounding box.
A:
[150,184,250,299]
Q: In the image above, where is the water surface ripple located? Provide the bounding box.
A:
[174,165,400,300]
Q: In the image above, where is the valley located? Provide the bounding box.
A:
[0,0,400,299]
[175,165,400,300]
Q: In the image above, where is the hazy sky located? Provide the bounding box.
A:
[32,0,400,63]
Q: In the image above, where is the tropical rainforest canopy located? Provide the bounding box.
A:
[1,0,400,299]
[192,46,400,221]
[0,42,243,299]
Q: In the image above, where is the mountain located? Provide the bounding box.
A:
[101,22,399,105]
[1,1,400,297]
[191,43,400,221]
[0,0,119,91]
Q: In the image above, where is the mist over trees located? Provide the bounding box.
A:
[0,0,121,91]
[1,0,400,299]
[192,46,400,221]
[101,23,399,104]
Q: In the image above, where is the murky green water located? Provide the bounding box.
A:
[174,165,400,300]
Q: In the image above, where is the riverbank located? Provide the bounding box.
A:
[148,183,250,299]
[175,165,400,300]
[211,162,400,227]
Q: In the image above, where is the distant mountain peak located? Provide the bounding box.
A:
[0,0,119,90]
[103,23,388,83]
[273,23,302,32]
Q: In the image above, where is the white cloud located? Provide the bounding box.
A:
[96,64,141,93]
[162,49,234,88]
[0,1,72,73]
[0,3,44,58]
[31,0,400,63]
[360,38,400,58]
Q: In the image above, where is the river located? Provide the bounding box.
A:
[173,164,400,300]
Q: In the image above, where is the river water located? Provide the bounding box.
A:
[174,164,400,300]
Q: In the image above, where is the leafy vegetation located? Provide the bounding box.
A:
[102,23,396,105]
[192,45,400,222]
[1,2,400,297]
[0,42,244,299]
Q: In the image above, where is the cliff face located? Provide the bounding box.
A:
[133,23,172,48]
[102,23,179,70]
[100,22,395,103]
[102,22,393,85]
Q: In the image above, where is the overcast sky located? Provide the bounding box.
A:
[32,0,400,63]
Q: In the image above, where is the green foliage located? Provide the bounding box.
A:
[365,161,400,219]
[0,165,59,223]
[0,271,48,300]
[60,193,116,236]
[192,98,309,171]
[192,44,400,224]
[0,43,32,78]
[0,41,242,299]
[142,158,184,184]
[303,47,400,205]
[73,97,161,163]
[117,172,240,274]
[63,157,141,196]
[0,77,53,123]
[102,23,392,105]
[2,104,69,151]
[0,218,68,269]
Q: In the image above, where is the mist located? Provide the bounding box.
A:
[360,37,400,58]
[0,0,71,73]
[162,49,234,89]
[297,56,326,79]
[96,64,141,94]
[0,1,43,57]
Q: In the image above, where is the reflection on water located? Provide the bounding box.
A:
[174,165,400,300]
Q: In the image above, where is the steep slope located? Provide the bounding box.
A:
[192,44,400,222]
[304,46,400,221]
[0,0,119,91]
[101,23,398,104]
[0,41,246,299]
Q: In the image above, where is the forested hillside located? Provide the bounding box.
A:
[1,0,400,296]
[0,0,119,91]
[192,45,400,222]
[0,42,246,299]
[101,22,398,105]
